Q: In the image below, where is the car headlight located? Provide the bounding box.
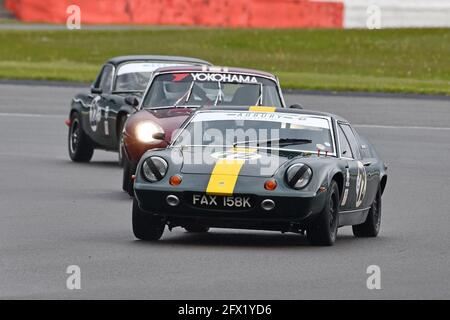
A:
[142,156,168,182]
[285,163,313,189]
[136,121,163,143]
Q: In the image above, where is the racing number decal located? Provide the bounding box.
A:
[89,97,110,135]
[89,96,102,132]
[355,161,367,208]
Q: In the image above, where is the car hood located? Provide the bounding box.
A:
[178,146,304,177]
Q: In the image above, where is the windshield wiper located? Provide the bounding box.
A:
[233,138,312,147]
[214,81,223,106]
[173,81,195,108]
[255,83,263,106]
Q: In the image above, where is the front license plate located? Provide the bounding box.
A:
[191,194,252,209]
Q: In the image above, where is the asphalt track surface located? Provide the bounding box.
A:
[0,83,449,299]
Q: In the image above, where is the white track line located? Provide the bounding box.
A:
[0,112,65,118]
[1,112,449,130]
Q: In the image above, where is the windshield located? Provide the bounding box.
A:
[142,72,283,108]
[172,111,335,154]
[114,62,191,92]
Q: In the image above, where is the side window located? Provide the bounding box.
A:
[338,125,353,158]
[97,64,114,93]
[340,124,361,159]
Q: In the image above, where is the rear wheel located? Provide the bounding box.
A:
[132,198,165,241]
[353,186,381,237]
[122,155,136,196]
[184,225,210,233]
[306,181,339,246]
[68,112,94,162]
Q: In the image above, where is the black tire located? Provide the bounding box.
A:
[68,112,94,162]
[117,116,127,167]
[132,198,165,241]
[184,225,210,233]
[306,180,339,246]
[353,186,381,237]
[122,155,136,196]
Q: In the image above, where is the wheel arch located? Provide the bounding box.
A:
[380,175,387,195]
[116,111,129,137]
[330,171,344,199]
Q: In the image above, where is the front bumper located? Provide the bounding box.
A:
[134,184,327,230]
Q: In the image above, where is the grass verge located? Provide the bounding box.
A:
[0,28,448,95]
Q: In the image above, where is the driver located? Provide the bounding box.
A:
[160,81,191,106]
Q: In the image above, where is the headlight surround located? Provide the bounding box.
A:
[142,156,168,182]
[285,163,313,189]
[135,121,163,143]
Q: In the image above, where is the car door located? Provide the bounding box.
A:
[337,122,368,212]
[355,132,380,207]
[84,64,114,147]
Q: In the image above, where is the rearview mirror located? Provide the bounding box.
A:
[125,96,140,108]
[91,87,102,95]
[289,104,303,109]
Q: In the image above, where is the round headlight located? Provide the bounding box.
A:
[285,163,312,189]
[142,156,168,182]
[136,121,163,143]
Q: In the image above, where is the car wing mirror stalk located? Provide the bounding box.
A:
[125,96,140,109]
[91,87,102,95]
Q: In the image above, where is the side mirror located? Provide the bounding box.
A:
[289,104,303,109]
[152,132,166,141]
[125,96,140,108]
[91,87,102,95]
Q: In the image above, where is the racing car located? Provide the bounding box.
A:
[131,106,388,246]
[121,66,287,195]
[66,55,211,165]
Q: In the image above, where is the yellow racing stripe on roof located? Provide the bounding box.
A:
[249,106,276,112]
[206,158,245,196]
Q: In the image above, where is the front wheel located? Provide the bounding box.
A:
[68,112,94,162]
[353,186,381,237]
[132,198,165,241]
[306,181,339,246]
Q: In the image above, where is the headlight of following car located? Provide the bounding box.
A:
[285,163,312,189]
[136,121,163,143]
[142,156,168,182]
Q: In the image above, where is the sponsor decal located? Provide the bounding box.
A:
[341,167,350,206]
[173,73,190,82]
[191,73,258,83]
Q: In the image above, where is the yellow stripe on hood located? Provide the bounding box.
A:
[206,158,245,196]
[249,106,276,112]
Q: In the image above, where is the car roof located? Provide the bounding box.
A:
[106,55,212,67]
[196,106,350,123]
[152,66,278,80]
